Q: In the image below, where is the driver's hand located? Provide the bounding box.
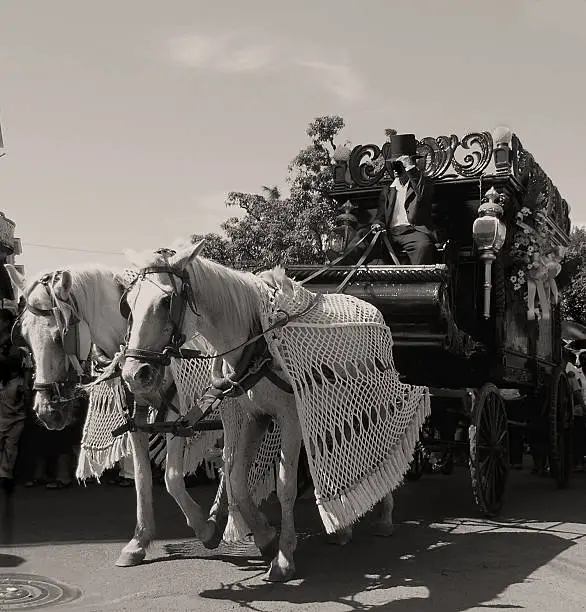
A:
[396,155,415,171]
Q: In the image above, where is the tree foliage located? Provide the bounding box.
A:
[561,226,586,323]
[192,116,346,271]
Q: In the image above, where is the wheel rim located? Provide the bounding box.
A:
[551,373,572,486]
[470,386,509,516]
[476,392,509,507]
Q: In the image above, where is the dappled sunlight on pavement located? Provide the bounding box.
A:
[0,469,585,611]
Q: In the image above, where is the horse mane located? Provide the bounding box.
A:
[129,248,264,334]
[191,257,263,330]
[24,264,124,321]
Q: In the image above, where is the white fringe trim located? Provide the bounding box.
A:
[315,390,431,534]
[223,506,251,543]
[75,377,132,482]
[76,434,133,481]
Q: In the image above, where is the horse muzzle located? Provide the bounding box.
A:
[122,358,163,395]
[33,398,68,431]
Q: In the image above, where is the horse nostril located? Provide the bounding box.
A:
[133,364,153,386]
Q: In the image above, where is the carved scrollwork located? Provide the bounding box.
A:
[451,131,493,177]
[347,144,386,187]
[347,131,495,185]
[416,135,459,179]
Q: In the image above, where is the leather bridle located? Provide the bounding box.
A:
[121,259,200,367]
[12,272,90,405]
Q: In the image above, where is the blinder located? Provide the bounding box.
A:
[62,318,92,361]
[119,293,131,320]
[119,280,184,325]
[10,318,27,349]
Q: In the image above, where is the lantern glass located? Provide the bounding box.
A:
[473,216,506,252]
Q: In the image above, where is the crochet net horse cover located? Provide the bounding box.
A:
[77,338,282,508]
[260,279,431,533]
[76,268,281,500]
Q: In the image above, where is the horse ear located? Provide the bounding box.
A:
[4,264,26,293]
[53,270,73,301]
[181,239,206,268]
[277,268,295,297]
[268,266,294,296]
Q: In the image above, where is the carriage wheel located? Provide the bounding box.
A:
[469,383,509,517]
[549,368,573,489]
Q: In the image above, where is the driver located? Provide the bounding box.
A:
[371,132,436,265]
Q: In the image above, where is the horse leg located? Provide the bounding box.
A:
[116,430,154,567]
[163,434,207,535]
[264,414,302,583]
[371,492,395,537]
[327,526,354,546]
[162,433,228,548]
[200,470,229,549]
[227,415,276,559]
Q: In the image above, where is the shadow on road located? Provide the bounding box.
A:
[192,469,584,611]
[0,553,25,567]
[198,524,572,611]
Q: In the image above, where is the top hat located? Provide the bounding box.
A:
[388,133,423,160]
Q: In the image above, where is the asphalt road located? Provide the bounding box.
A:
[1,466,586,611]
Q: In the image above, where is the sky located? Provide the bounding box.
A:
[1,0,585,277]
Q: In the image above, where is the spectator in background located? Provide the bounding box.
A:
[0,309,22,377]
[0,367,26,490]
[0,308,26,492]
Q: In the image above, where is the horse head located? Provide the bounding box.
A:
[121,240,205,397]
[5,265,99,430]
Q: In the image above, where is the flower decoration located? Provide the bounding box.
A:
[508,206,551,298]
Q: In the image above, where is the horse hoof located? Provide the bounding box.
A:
[201,517,227,550]
[262,564,296,583]
[258,536,279,562]
[327,529,352,546]
[115,550,146,567]
[371,523,394,537]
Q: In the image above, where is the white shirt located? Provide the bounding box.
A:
[389,176,410,228]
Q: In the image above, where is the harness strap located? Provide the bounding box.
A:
[299,226,376,286]
[336,230,384,293]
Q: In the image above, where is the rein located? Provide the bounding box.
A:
[118,259,322,434]
[122,259,319,368]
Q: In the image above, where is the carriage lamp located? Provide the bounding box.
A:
[333,143,353,187]
[324,200,358,260]
[472,187,507,319]
[492,125,513,174]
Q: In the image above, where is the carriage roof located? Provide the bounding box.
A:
[331,127,572,242]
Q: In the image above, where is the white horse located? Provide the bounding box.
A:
[5,263,229,566]
[121,240,396,583]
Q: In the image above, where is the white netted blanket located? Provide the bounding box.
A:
[76,376,133,480]
[170,337,282,507]
[259,278,430,533]
[77,345,281,509]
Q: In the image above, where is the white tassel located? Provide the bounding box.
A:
[223,507,251,543]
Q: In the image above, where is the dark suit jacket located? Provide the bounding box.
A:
[332,167,435,264]
[373,166,434,235]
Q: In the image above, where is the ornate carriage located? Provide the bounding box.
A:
[286,126,573,516]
